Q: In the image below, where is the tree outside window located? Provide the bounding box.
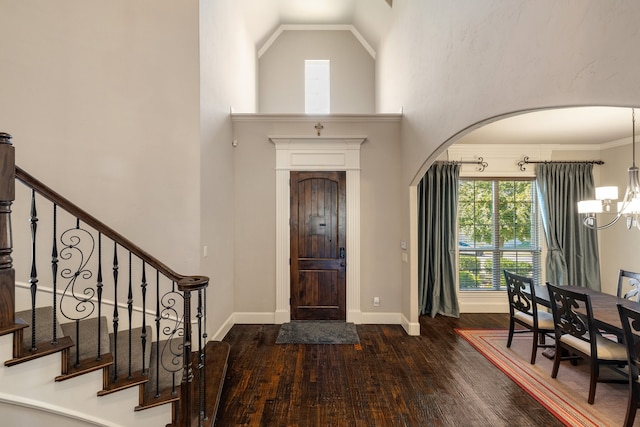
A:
[458,179,541,290]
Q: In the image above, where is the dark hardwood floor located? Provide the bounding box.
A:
[216,314,563,426]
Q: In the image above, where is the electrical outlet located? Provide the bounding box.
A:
[373,296,380,307]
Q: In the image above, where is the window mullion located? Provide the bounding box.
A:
[492,181,501,290]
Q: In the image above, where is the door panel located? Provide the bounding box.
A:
[290,171,346,320]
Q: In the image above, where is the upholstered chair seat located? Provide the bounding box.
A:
[560,333,627,360]
[514,310,554,330]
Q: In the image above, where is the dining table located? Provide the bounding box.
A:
[533,284,640,337]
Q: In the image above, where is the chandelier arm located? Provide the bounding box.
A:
[582,212,623,230]
[579,108,640,231]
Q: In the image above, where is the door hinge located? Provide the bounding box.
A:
[289,258,291,265]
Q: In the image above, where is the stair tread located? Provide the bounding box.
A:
[98,369,149,396]
[135,387,180,411]
[3,307,229,426]
[0,319,28,337]
[166,341,231,427]
[4,336,75,366]
[55,352,114,382]
[193,341,230,427]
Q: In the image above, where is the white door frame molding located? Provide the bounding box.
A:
[270,136,366,324]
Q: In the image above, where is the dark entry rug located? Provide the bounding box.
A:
[276,321,360,344]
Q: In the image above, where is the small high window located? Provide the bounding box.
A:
[305,60,330,114]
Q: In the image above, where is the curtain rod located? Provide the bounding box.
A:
[437,157,488,172]
[517,156,604,172]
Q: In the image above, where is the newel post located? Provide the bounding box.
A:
[177,275,209,426]
[0,133,15,328]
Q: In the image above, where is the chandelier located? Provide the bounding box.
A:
[578,108,640,230]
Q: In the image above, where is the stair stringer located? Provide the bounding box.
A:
[0,335,172,427]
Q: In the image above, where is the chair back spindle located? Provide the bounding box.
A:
[548,283,628,405]
[617,304,640,427]
[617,269,640,302]
[503,270,554,364]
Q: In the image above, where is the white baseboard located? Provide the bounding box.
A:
[220,310,406,339]
[274,310,290,324]
[458,291,509,313]
[347,309,362,324]
[210,314,235,342]
[360,311,402,325]
[232,312,276,325]
[400,314,420,336]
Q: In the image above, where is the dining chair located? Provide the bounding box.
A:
[547,283,628,404]
[617,303,640,427]
[617,269,640,302]
[504,270,554,364]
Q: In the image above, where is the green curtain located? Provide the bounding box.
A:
[535,163,601,290]
[418,163,460,317]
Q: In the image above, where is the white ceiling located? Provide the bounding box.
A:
[455,106,635,146]
[239,1,634,146]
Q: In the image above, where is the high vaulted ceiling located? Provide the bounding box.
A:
[238,1,633,146]
[239,0,392,52]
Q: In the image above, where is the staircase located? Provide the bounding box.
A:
[0,133,229,427]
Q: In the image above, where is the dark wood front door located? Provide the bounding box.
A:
[290,171,346,320]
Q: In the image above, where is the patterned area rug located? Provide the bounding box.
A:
[456,328,638,427]
[276,321,360,344]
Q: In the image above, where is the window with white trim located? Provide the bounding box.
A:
[458,178,542,290]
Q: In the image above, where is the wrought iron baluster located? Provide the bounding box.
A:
[112,242,119,382]
[197,288,205,424]
[182,289,192,426]
[51,204,58,344]
[170,281,179,394]
[29,189,38,351]
[96,232,103,360]
[202,287,208,421]
[57,217,95,365]
[154,270,161,398]
[74,319,80,366]
[127,251,133,378]
[73,220,79,367]
[140,261,147,374]
[159,280,183,395]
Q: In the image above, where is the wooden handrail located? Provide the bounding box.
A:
[3,131,214,426]
[15,166,208,290]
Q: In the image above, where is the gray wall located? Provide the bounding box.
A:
[374,0,640,325]
[231,117,402,317]
[0,0,202,274]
